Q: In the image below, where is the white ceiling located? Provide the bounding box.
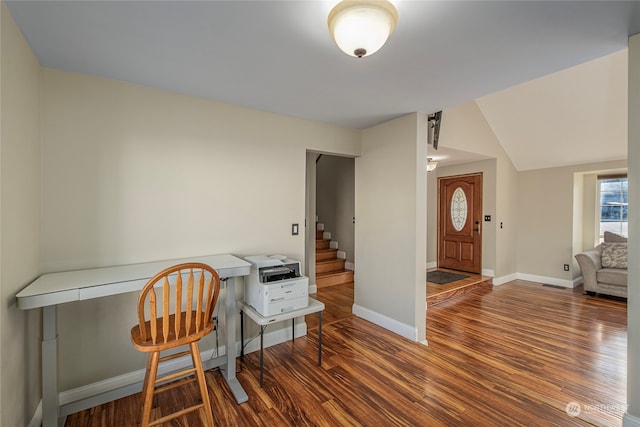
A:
[5,0,640,170]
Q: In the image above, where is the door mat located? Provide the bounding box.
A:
[427,270,469,285]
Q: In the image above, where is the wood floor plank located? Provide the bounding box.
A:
[65,280,626,426]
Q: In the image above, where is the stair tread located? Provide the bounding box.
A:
[316,258,344,264]
[316,269,353,277]
[316,248,337,253]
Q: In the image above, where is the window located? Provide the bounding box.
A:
[598,175,627,240]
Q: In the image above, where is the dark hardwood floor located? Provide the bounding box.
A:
[65,280,627,426]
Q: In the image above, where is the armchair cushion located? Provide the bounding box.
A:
[597,268,628,287]
[601,242,627,269]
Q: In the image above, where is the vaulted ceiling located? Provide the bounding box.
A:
[476,49,628,171]
[5,1,639,170]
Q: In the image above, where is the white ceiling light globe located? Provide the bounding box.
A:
[328,1,398,58]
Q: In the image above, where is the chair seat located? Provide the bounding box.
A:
[131,311,214,352]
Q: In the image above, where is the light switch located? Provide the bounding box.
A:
[292,223,299,235]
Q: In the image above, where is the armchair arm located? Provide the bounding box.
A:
[575,247,602,292]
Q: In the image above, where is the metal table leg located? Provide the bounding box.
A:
[221,277,248,403]
[318,311,322,366]
[42,305,62,427]
[260,325,265,387]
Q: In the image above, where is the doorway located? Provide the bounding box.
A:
[438,173,483,273]
[305,152,355,292]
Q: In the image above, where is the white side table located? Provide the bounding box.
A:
[240,297,325,387]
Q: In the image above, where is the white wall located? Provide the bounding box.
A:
[41,68,361,390]
[0,3,42,425]
[316,155,355,264]
[354,113,426,342]
[624,32,640,427]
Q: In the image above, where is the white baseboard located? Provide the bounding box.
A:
[309,283,318,294]
[426,261,437,269]
[317,223,324,231]
[27,400,42,427]
[516,273,576,288]
[345,262,354,271]
[493,273,518,286]
[337,250,346,259]
[419,339,429,346]
[493,272,576,288]
[323,231,331,240]
[329,241,339,249]
[624,412,640,427]
[59,346,222,406]
[482,268,495,277]
[57,324,306,409]
[352,304,417,342]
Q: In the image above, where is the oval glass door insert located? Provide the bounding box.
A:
[451,187,468,231]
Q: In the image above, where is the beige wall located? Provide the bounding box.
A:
[495,149,519,278]
[41,68,361,390]
[579,173,597,251]
[517,160,626,283]
[2,6,637,420]
[0,3,42,425]
[316,155,355,264]
[355,113,426,342]
[624,32,640,427]
[432,101,516,278]
[426,169,438,266]
[574,168,627,257]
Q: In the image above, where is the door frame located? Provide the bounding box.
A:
[437,172,483,273]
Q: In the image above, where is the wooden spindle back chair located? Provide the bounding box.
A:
[130,262,221,427]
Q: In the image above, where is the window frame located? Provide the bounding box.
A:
[596,174,628,241]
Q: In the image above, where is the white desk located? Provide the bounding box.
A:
[240,297,325,387]
[16,253,251,427]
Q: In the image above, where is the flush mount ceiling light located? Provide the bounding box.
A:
[328,0,399,58]
[426,158,438,172]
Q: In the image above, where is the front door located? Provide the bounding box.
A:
[438,173,482,273]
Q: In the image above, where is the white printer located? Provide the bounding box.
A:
[243,255,309,317]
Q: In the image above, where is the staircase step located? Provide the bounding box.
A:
[316,258,346,274]
[315,239,331,250]
[315,229,324,240]
[316,270,354,288]
[316,248,338,261]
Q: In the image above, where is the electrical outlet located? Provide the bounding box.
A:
[563,264,570,271]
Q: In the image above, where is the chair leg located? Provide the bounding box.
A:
[190,342,214,426]
[140,354,153,408]
[141,351,159,427]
